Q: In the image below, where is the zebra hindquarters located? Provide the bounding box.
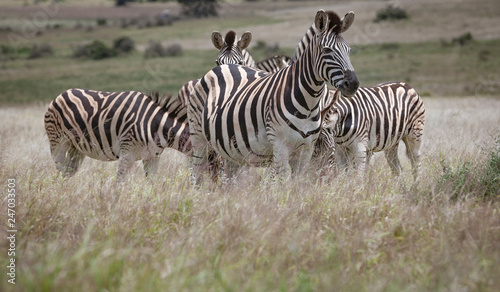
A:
[403,114,425,181]
[186,75,214,185]
[45,105,85,177]
[400,84,425,181]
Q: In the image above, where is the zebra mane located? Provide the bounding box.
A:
[325,11,343,35]
[149,92,176,109]
[224,31,236,46]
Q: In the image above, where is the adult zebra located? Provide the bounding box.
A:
[44,89,191,179]
[187,10,359,184]
[318,82,425,179]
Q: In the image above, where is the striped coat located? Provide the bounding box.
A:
[187,10,359,183]
[44,88,190,179]
[319,82,425,178]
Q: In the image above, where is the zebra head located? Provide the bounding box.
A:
[314,10,359,97]
[212,30,252,66]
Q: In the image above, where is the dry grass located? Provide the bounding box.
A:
[0,97,499,291]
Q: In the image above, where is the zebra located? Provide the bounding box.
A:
[187,10,359,184]
[318,82,425,179]
[255,54,293,73]
[212,30,255,67]
[176,30,255,114]
[44,88,191,179]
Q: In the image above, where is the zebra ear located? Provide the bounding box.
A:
[237,31,252,51]
[211,31,224,50]
[340,11,355,33]
[314,10,328,34]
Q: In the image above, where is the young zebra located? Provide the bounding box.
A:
[44,88,191,179]
[187,10,359,184]
[319,82,425,179]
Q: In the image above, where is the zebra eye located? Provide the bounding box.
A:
[322,47,333,54]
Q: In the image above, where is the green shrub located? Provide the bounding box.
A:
[113,36,135,54]
[164,44,183,56]
[96,18,107,26]
[481,135,500,198]
[437,134,500,201]
[144,41,182,58]
[179,0,219,18]
[73,40,117,60]
[28,43,53,59]
[452,32,473,46]
[374,5,409,22]
[437,160,478,201]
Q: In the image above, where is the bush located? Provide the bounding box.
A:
[96,18,107,26]
[437,134,500,201]
[144,41,165,58]
[164,44,183,56]
[28,43,53,59]
[144,41,182,58]
[73,40,117,60]
[113,36,135,54]
[452,32,473,46]
[179,0,219,18]
[374,5,409,22]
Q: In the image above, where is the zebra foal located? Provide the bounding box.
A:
[44,88,191,179]
[319,82,425,179]
[187,10,359,184]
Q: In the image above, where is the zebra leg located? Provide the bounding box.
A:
[143,156,160,177]
[384,145,402,176]
[52,139,85,177]
[292,145,314,175]
[190,141,210,185]
[272,141,292,181]
[334,145,349,173]
[403,135,422,180]
[351,143,367,173]
[117,151,136,180]
[365,150,373,174]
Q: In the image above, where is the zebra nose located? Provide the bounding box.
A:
[341,70,359,97]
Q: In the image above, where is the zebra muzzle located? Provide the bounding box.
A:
[338,70,359,97]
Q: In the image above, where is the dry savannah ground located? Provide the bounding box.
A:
[0,0,500,291]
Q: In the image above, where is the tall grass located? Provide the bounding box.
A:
[0,97,499,291]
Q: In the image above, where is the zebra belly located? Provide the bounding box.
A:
[204,108,273,166]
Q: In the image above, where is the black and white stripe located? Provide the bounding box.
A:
[318,82,425,179]
[187,10,359,183]
[255,54,292,73]
[44,88,190,179]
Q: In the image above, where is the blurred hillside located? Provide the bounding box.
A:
[0,0,499,104]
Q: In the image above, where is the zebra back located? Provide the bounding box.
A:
[320,82,425,154]
[45,88,191,163]
[255,54,292,73]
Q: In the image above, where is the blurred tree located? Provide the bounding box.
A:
[178,0,219,18]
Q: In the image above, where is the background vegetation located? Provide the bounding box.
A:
[0,0,499,291]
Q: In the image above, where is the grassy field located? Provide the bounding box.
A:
[0,97,499,291]
[1,0,500,291]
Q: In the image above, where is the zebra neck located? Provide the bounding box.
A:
[287,40,326,110]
